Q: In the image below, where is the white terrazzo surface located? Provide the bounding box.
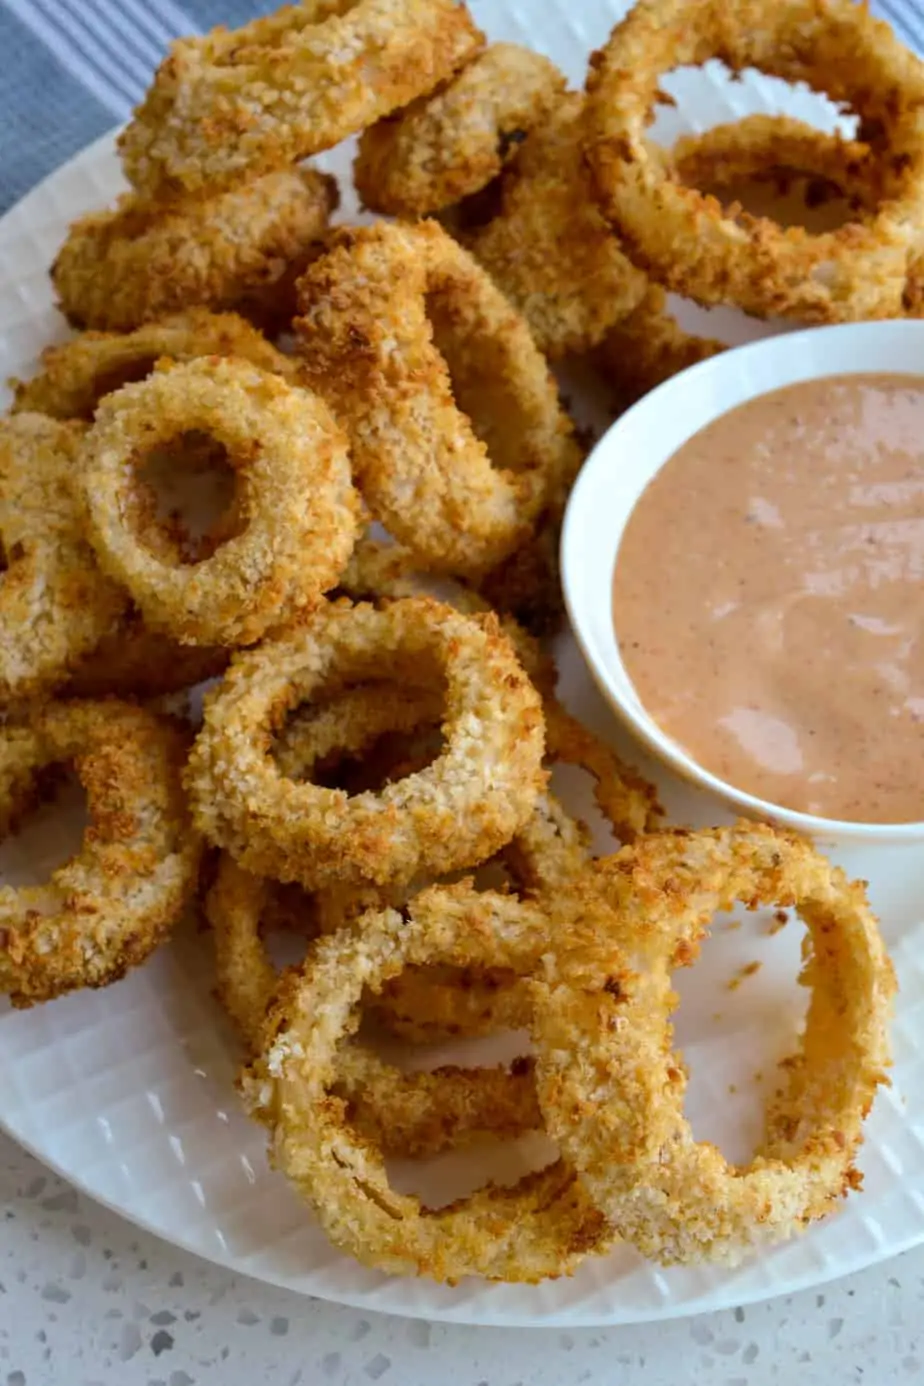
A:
[2,1130,922,1385]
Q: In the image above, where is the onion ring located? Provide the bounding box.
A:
[584,0,924,322]
[354,43,566,216]
[51,169,337,333]
[79,357,359,646]
[466,93,647,358]
[533,824,896,1265]
[118,0,484,200]
[296,220,582,577]
[207,855,541,1158]
[185,596,546,889]
[0,414,126,705]
[599,117,879,402]
[0,699,200,1007]
[10,310,295,421]
[243,883,612,1283]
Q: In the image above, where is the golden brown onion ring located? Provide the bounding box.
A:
[79,358,359,647]
[599,117,880,402]
[0,699,201,1007]
[243,883,613,1283]
[185,597,546,890]
[534,824,896,1265]
[52,169,337,333]
[0,415,126,705]
[466,93,647,358]
[118,0,484,199]
[207,855,541,1158]
[10,310,295,421]
[584,0,924,322]
[354,43,566,216]
[296,220,582,578]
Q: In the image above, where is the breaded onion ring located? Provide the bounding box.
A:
[79,358,359,647]
[297,220,581,576]
[243,883,612,1282]
[670,114,877,209]
[599,117,879,402]
[534,824,896,1265]
[207,855,540,1158]
[10,310,295,421]
[466,93,647,358]
[185,597,546,890]
[584,0,924,322]
[0,415,126,705]
[354,43,566,216]
[52,169,337,333]
[0,699,200,1007]
[118,0,484,200]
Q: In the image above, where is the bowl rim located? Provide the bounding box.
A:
[561,317,924,843]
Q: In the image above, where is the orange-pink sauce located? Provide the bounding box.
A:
[612,373,924,823]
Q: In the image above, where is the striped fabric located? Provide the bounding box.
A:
[0,0,920,213]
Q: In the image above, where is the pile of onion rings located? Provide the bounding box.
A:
[0,0,908,1290]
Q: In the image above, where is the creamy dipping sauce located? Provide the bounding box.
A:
[612,373,924,824]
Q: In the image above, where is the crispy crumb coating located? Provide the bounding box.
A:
[585,0,924,321]
[118,0,484,199]
[296,220,582,577]
[242,883,614,1282]
[10,309,295,421]
[206,854,541,1157]
[79,357,359,647]
[467,93,647,358]
[0,699,201,1007]
[185,597,546,890]
[533,824,896,1265]
[355,43,566,215]
[52,169,337,333]
[0,414,126,705]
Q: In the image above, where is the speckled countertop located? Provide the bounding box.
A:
[2,1132,921,1385]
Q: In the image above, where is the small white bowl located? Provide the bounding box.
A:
[561,318,924,848]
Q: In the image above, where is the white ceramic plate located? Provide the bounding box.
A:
[1,0,923,1329]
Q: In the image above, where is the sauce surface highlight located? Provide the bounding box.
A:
[612,373,924,823]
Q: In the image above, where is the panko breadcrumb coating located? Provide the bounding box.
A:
[0,414,126,706]
[466,94,647,358]
[10,309,295,421]
[355,42,566,216]
[296,220,582,577]
[599,116,880,402]
[52,168,337,333]
[243,883,613,1283]
[207,854,541,1158]
[185,597,547,890]
[0,699,201,1007]
[79,357,359,647]
[534,825,896,1265]
[118,0,484,199]
[585,0,924,321]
